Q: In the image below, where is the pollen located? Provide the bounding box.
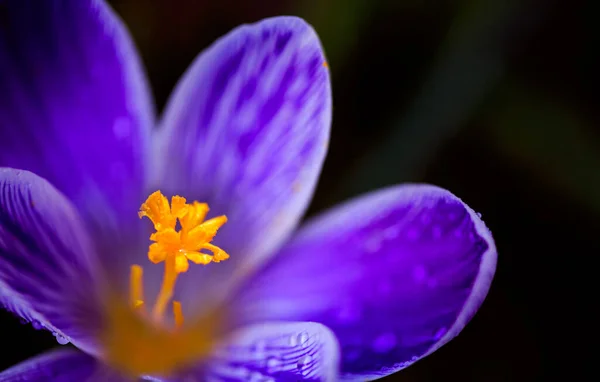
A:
[132,191,229,325]
[101,191,229,377]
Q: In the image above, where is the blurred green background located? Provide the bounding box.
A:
[1,0,595,380]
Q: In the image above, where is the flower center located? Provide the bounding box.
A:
[133,190,229,327]
[101,191,229,377]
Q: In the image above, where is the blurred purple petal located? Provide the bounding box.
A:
[201,322,339,381]
[154,16,331,308]
[230,185,497,380]
[0,169,102,354]
[0,0,154,245]
[0,349,100,381]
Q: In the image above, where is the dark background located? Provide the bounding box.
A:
[1,0,596,380]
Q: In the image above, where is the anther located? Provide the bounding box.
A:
[132,191,230,328]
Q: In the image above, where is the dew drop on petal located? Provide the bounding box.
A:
[434,327,447,340]
[363,236,381,253]
[383,226,399,240]
[337,302,362,323]
[297,332,309,348]
[468,231,478,242]
[113,117,131,140]
[371,332,396,353]
[54,333,70,345]
[288,334,298,347]
[248,371,268,382]
[31,320,44,330]
[266,356,281,372]
[344,347,361,362]
[252,340,266,358]
[297,355,312,375]
[234,367,251,379]
[412,265,427,283]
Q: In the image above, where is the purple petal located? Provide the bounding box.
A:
[0,349,129,381]
[0,168,102,354]
[153,17,331,307]
[229,185,497,380]
[0,0,154,243]
[0,349,100,381]
[200,322,339,381]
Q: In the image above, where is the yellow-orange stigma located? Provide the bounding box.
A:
[133,190,229,327]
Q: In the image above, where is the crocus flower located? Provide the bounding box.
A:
[0,0,497,381]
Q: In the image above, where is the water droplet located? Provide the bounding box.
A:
[247,371,267,382]
[252,340,266,357]
[384,226,399,240]
[412,265,427,282]
[256,340,266,350]
[113,117,131,139]
[31,320,44,330]
[235,367,251,379]
[288,334,298,347]
[297,332,309,348]
[420,213,432,224]
[363,236,381,253]
[434,327,447,340]
[469,231,477,242]
[54,333,69,345]
[476,212,482,218]
[337,302,361,323]
[297,355,312,375]
[266,357,281,372]
[372,332,396,353]
[343,346,361,362]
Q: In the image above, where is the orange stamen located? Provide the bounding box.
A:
[151,253,178,323]
[129,265,144,310]
[173,301,184,329]
[130,191,229,329]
